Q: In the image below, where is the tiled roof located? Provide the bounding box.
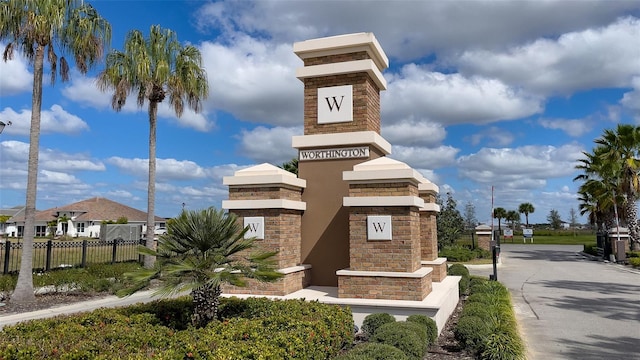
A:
[8,197,165,223]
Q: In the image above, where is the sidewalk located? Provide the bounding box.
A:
[0,290,165,330]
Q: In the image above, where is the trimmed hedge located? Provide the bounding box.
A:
[361,312,396,339]
[448,263,471,294]
[454,278,525,359]
[406,314,438,345]
[0,297,354,360]
[334,342,409,360]
[371,321,427,360]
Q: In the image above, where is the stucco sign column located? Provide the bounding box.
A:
[292,33,392,286]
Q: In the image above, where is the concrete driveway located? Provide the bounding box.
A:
[469,244,640,360]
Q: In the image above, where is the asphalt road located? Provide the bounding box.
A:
[469,244,640,360]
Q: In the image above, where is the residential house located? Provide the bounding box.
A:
[5,197,166,239]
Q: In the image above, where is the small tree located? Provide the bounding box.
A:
[568,208,579,229]
[506,210,520,230]
[547,209,562,230]
[493,207,507,233]
[518,203,535,227]
[118,207,283,328]
[437,193,465,249]
[463,201,478,230]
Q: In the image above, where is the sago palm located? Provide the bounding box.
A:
[119,207,283,328]
[0,0,110,302]
[98,25,208,267]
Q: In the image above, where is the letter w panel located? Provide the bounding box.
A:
[367,215,392,240]
[317,85,353,124]
[244,217,265,239]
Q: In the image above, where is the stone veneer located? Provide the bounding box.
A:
[476,224,492,251]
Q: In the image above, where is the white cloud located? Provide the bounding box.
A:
[382,119,446,147]
[455,17,640,96]
[107,157,208,181]
[620,77,640,120]
[1,140,105,172]
[467,127,515,147]
[0,47,32,95]
[538,118,593,137]
[39,170,81,184]
[237,126,300,164]
[194,1,637,61]
[389,145,459,170]
[0,105,89,135]
[199,36,303,126]
[383,66,543,126]
[457,143,585,188]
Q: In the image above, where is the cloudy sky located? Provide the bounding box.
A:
[1,0,639,225]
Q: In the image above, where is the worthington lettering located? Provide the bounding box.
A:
[299,147,369,161]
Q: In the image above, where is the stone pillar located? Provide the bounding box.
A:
[338,157,432,301]
[222,163,310,296]
[292,33,392,286]
[476,224,492,251]
[419,182,447,282]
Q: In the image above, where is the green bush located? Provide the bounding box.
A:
[406,314,438,345]
[334,342,409,360]
[629,257,640,267]
[448,263,470,294]
[371,322,427,360]
[583,243,599,256]
[361,313,396,338]
[627,251,640,258]
[480,332,525,360]
[0,297,354,360]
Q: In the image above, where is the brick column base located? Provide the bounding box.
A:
[336,267,432,301]
[421,258,448,282]
[223,265,311,296]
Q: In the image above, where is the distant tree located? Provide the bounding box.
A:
[46,220,57,239]
[493,207,507,233]
[279,158,298,175]
[463,201,477,229]
[506,210,520,230]
[518,203,535,227]
[547,209,562,230]
[569,208,579,228]
[116,216,128,224]
[436,193,464,249]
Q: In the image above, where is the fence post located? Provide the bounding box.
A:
[3,241,10,275]
[111,238,119,264]
[138,239,145,264]
[46,240,53,271]
[81,239,88,268]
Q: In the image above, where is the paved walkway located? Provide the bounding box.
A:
[469,244,640,360]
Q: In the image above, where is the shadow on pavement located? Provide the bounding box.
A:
[533,279,640,296]
[504,249,583,262]
[556,335,639,360]
[537,294,640,321]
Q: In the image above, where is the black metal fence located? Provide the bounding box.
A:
[0,239,144,275]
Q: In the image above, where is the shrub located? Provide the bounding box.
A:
[454,315,491,352]
[406,314,438,345]
[583,243,599,256]
[371,322,427,360]
[629,257,640,267]
[448,263,470,294]
[480,331,525,360]
[361,313,396,338]
[334,343,409,360]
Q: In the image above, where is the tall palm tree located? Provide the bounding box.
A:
[594,124,640,250]
[118,207,282,327]
[518,203,535,227]
[0,0,110,303]
[98,25,208,267]
[493,207,507,233]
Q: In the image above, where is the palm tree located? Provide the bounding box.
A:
[493,207,507,233]
[118,207,282,328]
[98,25,208,267]
[594,124,640,250]
[518,203,535,227]
[279,158,299,175]
[1,0,111,303]
[506,210,520,231]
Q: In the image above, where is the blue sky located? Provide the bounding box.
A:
[1,0,640,225]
